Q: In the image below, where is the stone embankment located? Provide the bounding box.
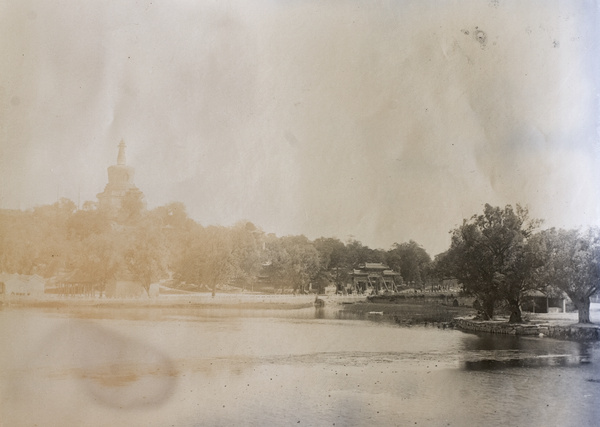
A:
[452,317,600,341]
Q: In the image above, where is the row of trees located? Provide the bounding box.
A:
[436,204,599,323]
[0,198,433,297]
[1,199,598,323]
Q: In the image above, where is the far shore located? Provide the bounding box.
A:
[0,292,365,310]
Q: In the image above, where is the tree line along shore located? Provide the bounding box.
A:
[1,200,598,325]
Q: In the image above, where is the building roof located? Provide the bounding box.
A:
[352,269,369,276]
[352,265,400,278]
[0,273,46,292]
[357,263,390,271]
[524,289,547,297]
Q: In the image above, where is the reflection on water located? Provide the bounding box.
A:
[463,355,589,370]
[314,306,326,319]
[1,307,599,427]
[59,322,177,409]
[459,331,597,370]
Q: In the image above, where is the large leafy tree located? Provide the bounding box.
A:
[262,235,321,293]
[175,226,235,293]
[445,204,541,322]
[0,198,78,276]
[147,202,202,273]
[72,233,121,296]
[492,234,547,322]
[261,235,292,292]
[386,240,431,288]
[281,235,321,293]
[0,209,37,274]
[119,189,145,224]
[67,206,111,240]
[345,239,384,268]
[228,222,263,290]
[313,237,349,292]
[537,228,600,323]
[122,222,169,296]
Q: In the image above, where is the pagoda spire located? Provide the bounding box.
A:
[117,140,126,165]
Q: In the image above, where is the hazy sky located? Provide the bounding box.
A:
[1,0,599,255]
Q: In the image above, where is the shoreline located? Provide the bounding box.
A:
[0,293,365,311]
[3,295,599,342]
[452,316,600,341]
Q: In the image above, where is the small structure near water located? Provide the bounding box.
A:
[521,289,567,313]
[0,273,46,297]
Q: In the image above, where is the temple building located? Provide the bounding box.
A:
[351,263,401,294]
[97,141,145,217]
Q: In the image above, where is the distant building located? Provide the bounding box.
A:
[0,273,46,297]
[97,141,145,217]
[351,263,401,294]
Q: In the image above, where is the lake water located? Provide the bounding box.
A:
[1,306,599,426]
